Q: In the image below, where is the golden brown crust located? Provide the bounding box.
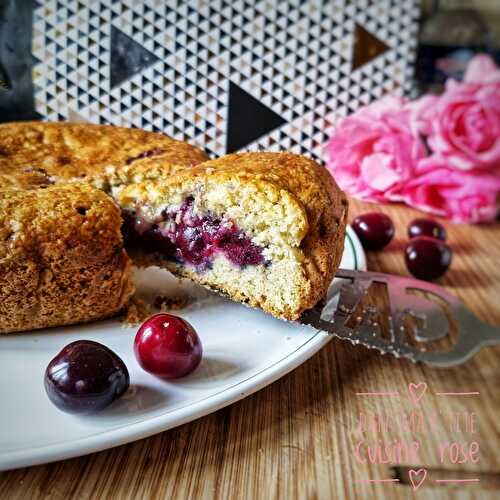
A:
[0,121,209,190]
[0,122,209,333]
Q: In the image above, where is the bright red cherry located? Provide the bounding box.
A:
[134,313,202,379]
[352,212,395,250]
[405,236,452,281]
[408,218,447,241]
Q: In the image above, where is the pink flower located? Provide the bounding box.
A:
[417,55,500,171]
[463,54,500,85]
[324,55,500,223]
[403,158,500,224]
[326,96,426,202]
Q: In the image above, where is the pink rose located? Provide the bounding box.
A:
[403,158,500,224]
[326,96,426,202]
[463,54,500,85]
[417,56,500,171]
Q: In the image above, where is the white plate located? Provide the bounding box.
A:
[0,226,365,471]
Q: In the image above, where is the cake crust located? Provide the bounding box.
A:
[0,121,209,190]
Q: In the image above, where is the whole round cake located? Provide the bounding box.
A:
[0,122,347,333]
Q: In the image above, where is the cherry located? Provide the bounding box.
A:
[352,212,395,250]
[122,198,264,270]
[405,236,452,281]
[134,313,202,379]
[44,340,129,414]
[408,218,447,241]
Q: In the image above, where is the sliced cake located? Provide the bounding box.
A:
[0,122,347,332]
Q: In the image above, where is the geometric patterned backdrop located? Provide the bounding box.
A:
[27,1,419,161]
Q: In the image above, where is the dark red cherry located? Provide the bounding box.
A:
[134,313,202,379]
[352,212,395,250]
[405,236,452,281]
[122,198,264,269]
[408,218,447,241]
[44,340,129,414]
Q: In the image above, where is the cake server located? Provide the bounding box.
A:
[300,269,500,367]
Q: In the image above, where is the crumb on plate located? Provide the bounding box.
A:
[154,294,190,311]
[121,296,151,326]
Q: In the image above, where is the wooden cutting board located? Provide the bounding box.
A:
[0,198,499,500]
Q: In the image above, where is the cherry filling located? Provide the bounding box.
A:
[122,197,265,270]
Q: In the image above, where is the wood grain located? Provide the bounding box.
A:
[1,198,499,500]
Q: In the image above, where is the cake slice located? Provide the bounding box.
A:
[117,153,348,320]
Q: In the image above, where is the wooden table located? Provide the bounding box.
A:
[1,199,499,499]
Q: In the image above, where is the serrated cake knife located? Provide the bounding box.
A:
[299,269,500,367]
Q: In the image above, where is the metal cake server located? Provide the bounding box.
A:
[300,269,500,367]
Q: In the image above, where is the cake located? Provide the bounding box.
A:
[119,152,348,320]
[0,122,347,333]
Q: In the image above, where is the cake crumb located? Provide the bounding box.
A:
[154,294,190,311]
[122,296,151,326]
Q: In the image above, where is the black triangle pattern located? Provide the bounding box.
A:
[110,26,161,88]
[30,0,419,160]
[226,82,287,153]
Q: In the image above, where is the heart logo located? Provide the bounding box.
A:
[408,382,427,405]
[409,468,427,491]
